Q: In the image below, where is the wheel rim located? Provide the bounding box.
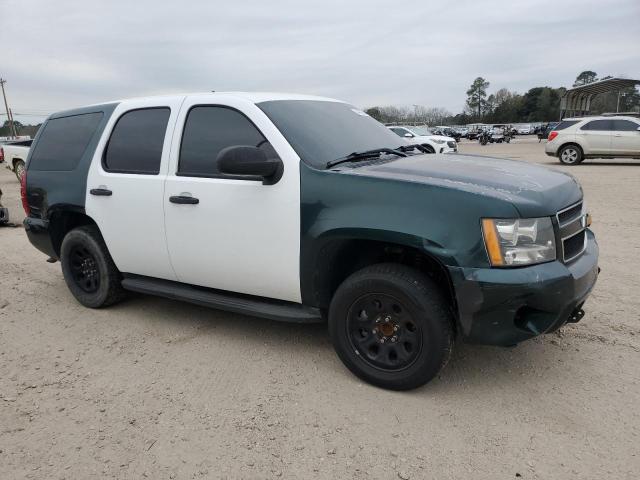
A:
[69,245,100,293]
[346,293,423,371]
[15,162,25,179]
[561,148,579,163]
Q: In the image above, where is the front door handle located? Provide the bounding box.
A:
[169,195,199,205]
[90,188,112,196]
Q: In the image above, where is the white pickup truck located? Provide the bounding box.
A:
[0,139,32,180]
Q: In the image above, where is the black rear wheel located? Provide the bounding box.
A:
[60,225,125,308]
[329,263,454,390]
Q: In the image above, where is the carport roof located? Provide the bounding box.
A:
[565,77,640,96]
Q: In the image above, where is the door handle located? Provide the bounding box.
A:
[169,195,199,205]
[90,188,112,196]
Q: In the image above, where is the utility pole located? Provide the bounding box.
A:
[0,78,17,138]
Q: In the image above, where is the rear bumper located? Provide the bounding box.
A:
[448,230,599,346]
[24,217,57,258]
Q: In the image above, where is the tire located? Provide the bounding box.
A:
[13,160,25,181]
[328,263,454,390]
[60,225,125,308]
[558,144,583,165]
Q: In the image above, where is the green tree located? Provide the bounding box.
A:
[573,71,598,87]
[466,77,490,120]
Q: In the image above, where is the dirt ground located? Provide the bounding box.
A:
[1,137,639,479]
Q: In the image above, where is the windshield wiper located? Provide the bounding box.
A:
[325,148,407,169]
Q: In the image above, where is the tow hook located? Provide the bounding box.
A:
[567,308,585,324]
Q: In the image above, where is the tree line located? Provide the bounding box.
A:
[366,71,640,126]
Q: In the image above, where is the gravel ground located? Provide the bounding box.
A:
[1,137,639,479]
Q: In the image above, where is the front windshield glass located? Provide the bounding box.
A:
[257,100,405,168]
[410,126,433,136]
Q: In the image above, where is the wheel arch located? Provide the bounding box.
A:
[558,141,584,156]
[303,234,457,323]
[48,208,101,257]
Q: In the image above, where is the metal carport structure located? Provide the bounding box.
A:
[560,77,640,119]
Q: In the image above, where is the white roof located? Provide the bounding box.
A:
[564,115,639,122]
[107,91,344,106]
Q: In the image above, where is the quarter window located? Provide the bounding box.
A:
[103,108,170,174]
[581,120,613,131]
[612,119,640,131]
[29,112,103,171]
[178,106,276,177]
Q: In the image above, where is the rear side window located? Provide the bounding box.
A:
[103,108,170,174]
[554,120,579,130]
[28,112,103,171]
[581,120,613,131]
[612,119,639,131]
[178,106,274,177]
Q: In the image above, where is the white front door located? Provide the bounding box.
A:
[86,97,185,280]
[163,95,301,303]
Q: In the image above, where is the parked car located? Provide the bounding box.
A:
[0,139,32,180]
[388,125,457,153]
[545,116,640,165]
[22,92,598,390]
[517,124,533,135]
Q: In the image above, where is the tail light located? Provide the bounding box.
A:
[548,131,558,142]
[0,147,4,163]
[20,169,30,216]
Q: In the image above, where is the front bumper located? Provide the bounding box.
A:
[447,230,599,346]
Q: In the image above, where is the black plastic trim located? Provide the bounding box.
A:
[121,275,322,323]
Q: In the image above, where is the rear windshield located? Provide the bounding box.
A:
[28,112,103,171]
[554,120,579,130]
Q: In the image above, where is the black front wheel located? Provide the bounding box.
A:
[60,225,125,308]
[329,263,454,390]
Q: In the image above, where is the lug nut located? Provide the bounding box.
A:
[393,326,398,332]
[391,336,397,343]
[372,328,378,334]
[380,338,386,344]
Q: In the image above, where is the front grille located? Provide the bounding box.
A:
[447,141,456,148]
[557,201,587,263]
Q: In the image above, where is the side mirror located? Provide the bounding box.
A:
[217,145,283,184]
[404,133,414,138]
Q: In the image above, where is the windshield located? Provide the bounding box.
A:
[257,100,405,169]
[410,126,434,136]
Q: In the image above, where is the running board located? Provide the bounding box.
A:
[121,275,323,324]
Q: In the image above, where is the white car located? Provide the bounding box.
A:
[545,116,640,165]
[517,124,532,135]
[0,139,32,180]
[387,126,457,153]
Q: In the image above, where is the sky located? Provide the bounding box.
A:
[1,0,639,125]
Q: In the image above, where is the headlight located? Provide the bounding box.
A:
[431,139,446,144]
[482,217,556,266]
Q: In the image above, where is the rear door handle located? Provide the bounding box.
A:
[90,188,112,196]
[169,195,199,205]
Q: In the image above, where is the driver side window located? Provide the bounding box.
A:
[178,106,277,178]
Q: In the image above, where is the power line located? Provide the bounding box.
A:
[0,78,18,137]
